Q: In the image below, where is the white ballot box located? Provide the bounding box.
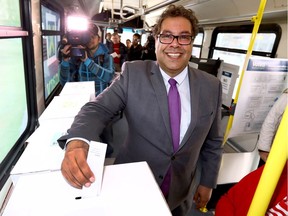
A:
[38,94,90,123]
[9,140,64,185]
[60,81,95,96]
[10,118,74,184]
[3,162,171,216]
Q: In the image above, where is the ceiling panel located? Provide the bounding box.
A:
[46,0,287,27]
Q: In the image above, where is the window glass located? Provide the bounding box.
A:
[194,32,204,46]
[0,0,21,27]
[253,33,276,52]
[107,28,134,45]
[192,32,204,58]
[42,35,61,99]
[41,5,61,31]
[41,4,61,100]
[216,33,276,53]
[192,47,201,58]
[0,38,27,162]
[141,33,148,46]
[211,25,280,99]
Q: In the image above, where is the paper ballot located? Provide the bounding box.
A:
[81,141,107,198]
[110,52,120,58]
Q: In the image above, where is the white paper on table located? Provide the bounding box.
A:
[38,95,90,122]
[60,81,95,96]
[81,141,107,198]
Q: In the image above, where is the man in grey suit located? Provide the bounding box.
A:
[59,5,223,216]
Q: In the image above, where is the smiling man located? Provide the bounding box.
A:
[58,5,223,216]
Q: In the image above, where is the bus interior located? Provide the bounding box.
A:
[0,0,287,215]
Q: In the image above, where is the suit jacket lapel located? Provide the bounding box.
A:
[179,67,200,148]
[150,63,174,153]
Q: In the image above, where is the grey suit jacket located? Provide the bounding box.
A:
[58,60,223,214]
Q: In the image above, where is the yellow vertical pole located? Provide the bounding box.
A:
[223,0,267,143]
[247,106,288,215]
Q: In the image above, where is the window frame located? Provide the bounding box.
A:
[208,24,282,103]
[0,0,38,189]
[208,24,282,59]
[192,27,204,58]
[40,0,64,106]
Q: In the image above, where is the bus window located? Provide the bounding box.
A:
[107,27,134,45]
[0,39,27,165]
[192,29,204,58]
[0,0,37,189]
[209,24,281,98]
[41,3,62,103]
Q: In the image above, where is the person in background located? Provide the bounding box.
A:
[107,32,128,72]
[257,88,288,163]
[126,39,131,49]
[127,33,143,61]
[142,35,157,60]
[104,32,112,50]
[215,161,287,216]
[59,23,114,95]
[125,38,131,71]
[58,5,223,216]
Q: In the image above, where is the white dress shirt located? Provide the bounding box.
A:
[160,66,191,145]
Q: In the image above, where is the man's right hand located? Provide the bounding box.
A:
[61,140,95,189]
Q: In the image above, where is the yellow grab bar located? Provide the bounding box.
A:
[223,0,267,143]
[247,106,288,215]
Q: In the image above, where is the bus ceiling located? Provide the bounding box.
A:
[46,0,287,28]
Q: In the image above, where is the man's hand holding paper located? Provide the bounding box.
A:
[61,140,107,197]
[61,140,95,189]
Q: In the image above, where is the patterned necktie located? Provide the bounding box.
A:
[160,78,181,197]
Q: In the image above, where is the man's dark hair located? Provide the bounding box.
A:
[133,33,141,40]
[153,5,199,38]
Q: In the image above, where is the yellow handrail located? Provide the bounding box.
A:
[223,0,267,143]
[247,106,288,215]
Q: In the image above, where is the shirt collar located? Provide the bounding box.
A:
[160,66,188,86]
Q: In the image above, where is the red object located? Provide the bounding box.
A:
[215,163,287,216]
